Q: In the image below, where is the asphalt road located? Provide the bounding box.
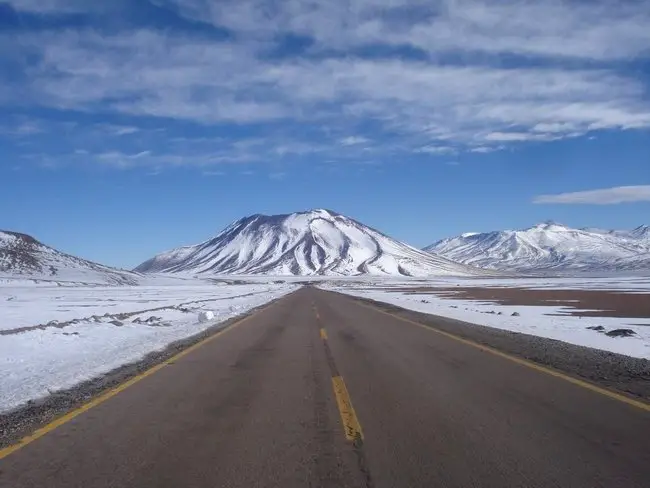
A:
[1,287,649,488]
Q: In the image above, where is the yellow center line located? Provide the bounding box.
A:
[0,305,268,461]
[354,300,650,413]
[312,303,363,443]
[331,376,364,441]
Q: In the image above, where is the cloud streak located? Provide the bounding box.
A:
[10,30,650,142]
[2,0,650,168]
[533,186,650,205]
[152,0,650,61]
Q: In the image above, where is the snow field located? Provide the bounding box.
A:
[0,282,298,413]
[321,277,650,359]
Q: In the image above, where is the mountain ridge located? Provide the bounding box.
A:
[425,223,650,272]
[0,230,141,285]
[136,209,490,277]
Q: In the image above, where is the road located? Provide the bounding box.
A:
[1,287,649,487]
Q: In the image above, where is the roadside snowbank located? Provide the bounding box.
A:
[322,283,650,359]
[0,283,297,413]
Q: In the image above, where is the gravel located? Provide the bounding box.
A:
[346,294,650,401]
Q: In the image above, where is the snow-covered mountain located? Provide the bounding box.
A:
[136,209,489,277]
[425,222,650,272]
[0,230,141,285]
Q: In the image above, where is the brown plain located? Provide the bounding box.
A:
[388,286,650,319]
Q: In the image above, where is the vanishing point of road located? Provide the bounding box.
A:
[1,287,649,487]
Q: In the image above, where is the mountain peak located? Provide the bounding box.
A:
[239,208,340,223]
[136,210,487,277]
[630,225,650,239]
[426,222,650,272]
[308,208,339,216]
[0,230,39,245]
[530,221,568,231]
[0,229,138,284]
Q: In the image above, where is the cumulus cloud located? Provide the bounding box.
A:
[533,186,650,205]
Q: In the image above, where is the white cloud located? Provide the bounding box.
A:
[5,0,90,13]
[12,29,649,148]
[469,146,501,153]
[97,124,141,136]
[483,131,564,142]
[415,145,456,154]
[340,136,370,146]
[94,150,154,168]
[1,121,43,136]
[152,0,650,61]
[533,186,650,205]
[2,1,650,168]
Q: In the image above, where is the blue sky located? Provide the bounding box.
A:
[1,0,650,268]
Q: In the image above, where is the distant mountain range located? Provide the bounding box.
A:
[135,209,489,277]
[426,222,650,272]
[0,230,140,285]
[6,216,647,282]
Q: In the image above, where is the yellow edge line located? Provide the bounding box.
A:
[331,376,364,441]
[320,328,328,340]
[0,307,263,460]
[355,301,650,413]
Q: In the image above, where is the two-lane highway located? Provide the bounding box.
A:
[1,287,649,487]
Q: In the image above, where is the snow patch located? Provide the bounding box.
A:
[0,282,298,413]
[198,310,215,322]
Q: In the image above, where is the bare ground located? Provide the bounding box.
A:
[378,286,650,319]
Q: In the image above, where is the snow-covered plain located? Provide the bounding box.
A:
[321,276,650,359]
[0,281,297,413]
[0,279,276,330]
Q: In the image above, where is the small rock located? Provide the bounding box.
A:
[109,320,124,327]
[497,312,503,315]
[587,325,605,332]
[47,320,59,326]
[132,318,143,324]
[605,329,636,338]
[511,312,520,317]
[420,299,430,304]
